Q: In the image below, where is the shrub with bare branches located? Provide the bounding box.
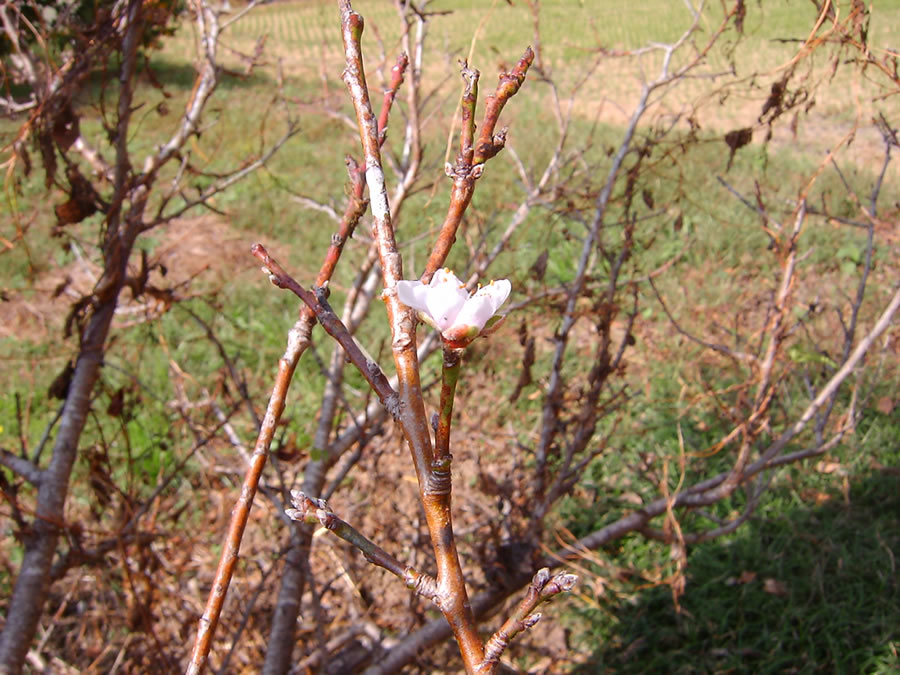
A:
[1,0,897,673]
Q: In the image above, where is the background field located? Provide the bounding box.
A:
[1,0,898,672]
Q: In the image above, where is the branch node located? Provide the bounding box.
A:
[285,490,326,524]
[405,567,440,601]
[314,283,331,307]
[425,458,452,495]
[384,392,402,421]
[478,567,578,669]
[523,612,542,628]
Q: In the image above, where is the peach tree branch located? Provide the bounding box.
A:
[434,346,463,463]
[423,48,534,282]
[286,490,439,601]
[338,1,487,670]
[251,244,399,412]
[367,275,898,672]
[477,568,578,673]
[0,448,42,486]
[189,45,409,670]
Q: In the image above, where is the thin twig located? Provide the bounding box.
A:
[423,48,534,282]
[286,491,439,600]
[476,568,577,672]
[251,244,399,410]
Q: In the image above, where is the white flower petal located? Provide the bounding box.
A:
[397,269,469,332]
[450,296,494,331]
[475,279,511,314]
[429,268,459,287]
[396,280,430,313]
[398,269,510,343]
[424,277,468,331]
[451,280,511,332]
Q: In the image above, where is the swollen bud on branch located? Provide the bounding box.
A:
[396,268,511,347]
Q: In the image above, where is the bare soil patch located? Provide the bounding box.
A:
[0,216,257,344]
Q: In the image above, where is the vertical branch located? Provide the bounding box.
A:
[396,0,425,191]
[338,2,486,670]
[190,20,409,675]
[458,64,480,167]
[378,53,409,145]
[189,114,375,675]
[434,346,463,462]
[307,53,406,471]
[259,33,414,675]
[532,82,649,502]
[338,0,432,489]
[187,317,308,675]
[531,2,723,501]
[0,1,144,671]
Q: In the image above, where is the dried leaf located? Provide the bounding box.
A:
[815,461,846,476]
[55,166,101,226]
[106,388,125,417]
[734,0,746,34]
[619,491,643,506]
[724,127,753,171]
[725,127,753,152]
[48,360,75,400]
[763,578,789,596]
[529,249,549,281]
[52,276,72,299]
[738,570,757,584]
[52,104,80,151]
[876,396,895,415]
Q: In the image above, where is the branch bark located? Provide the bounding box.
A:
[0,2,145,670]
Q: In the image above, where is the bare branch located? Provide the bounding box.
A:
[251,244,398,408]
[285,490,439,600]
[0,448,42,486]
[477,568,577,672]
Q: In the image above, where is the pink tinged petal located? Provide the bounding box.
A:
[451,294,498,332]
[429,268,461,288]
[396,270,469,332]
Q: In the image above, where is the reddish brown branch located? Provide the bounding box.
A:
[258,46,411,674]
[377,52,409,145]
[422,47,534,282]
[338,2,488,670]
[187,170,373,675]
[458,63,480,168]
[252,244,398,410]
[188,39,409,675]
[477,568,577,672]
[473,48,534,166]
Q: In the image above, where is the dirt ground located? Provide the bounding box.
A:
[0,216,256,344]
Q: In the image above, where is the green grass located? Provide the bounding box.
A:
[570,464,900,673]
